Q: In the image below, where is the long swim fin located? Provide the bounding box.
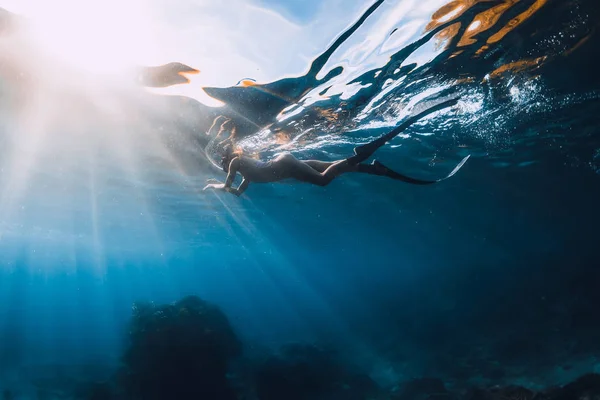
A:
[348,97,460,165]
[372,154,471,185]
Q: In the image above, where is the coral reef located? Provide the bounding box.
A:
[118,295,242,400]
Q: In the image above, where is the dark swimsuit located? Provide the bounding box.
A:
[253,159,272,169]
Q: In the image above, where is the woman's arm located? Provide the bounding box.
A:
[203,158,249,196]
[228,179,249,197]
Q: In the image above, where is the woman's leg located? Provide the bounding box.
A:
[294,158,416,185]
[273,99,461,187]
[358,160,437,184]
[357,157,470,184]
[310,98,460,181]
[276,155,352,186]
[302,159,413,180]
[298,156,444,184]
[284,156,447,186]
[318,159,356,183]
[283,150,466,187]
[302,159,401,180]
[347,98,459,165]
[301,160,335,172]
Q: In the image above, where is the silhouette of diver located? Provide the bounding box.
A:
[203,98,470,196]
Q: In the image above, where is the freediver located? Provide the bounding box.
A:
[203,99,470,197]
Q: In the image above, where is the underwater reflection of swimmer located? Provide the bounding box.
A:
[203,99,470,197]
[135,62,199,88]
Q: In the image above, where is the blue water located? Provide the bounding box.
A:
[1,0,600,398]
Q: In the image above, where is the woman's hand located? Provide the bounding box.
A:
[203,179,225,191]
[203,177,248,197]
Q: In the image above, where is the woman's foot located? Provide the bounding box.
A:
[369,159,437,185]
[370,159,393,176]
[354,141,379,157]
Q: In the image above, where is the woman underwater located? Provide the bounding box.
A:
[203,99,470,197]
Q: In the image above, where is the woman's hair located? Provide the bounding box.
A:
[220,143,241,172]
[207,116,242,172]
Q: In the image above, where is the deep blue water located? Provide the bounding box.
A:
[1,0,600,398]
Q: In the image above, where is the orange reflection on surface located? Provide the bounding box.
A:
[434,22,462,49]
[487,56,547,79]
[238,79,258,87]
[427,0,480,32]
[450,49,465,59]
[316,107,342,123]
[457,0,518,47]
[564,31,594,56]
[486,0,548,44]
[241,80,256,87]
[455,76,476,84]
[427,0,549,56]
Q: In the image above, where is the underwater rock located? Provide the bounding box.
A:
[255,344,344,400]
[71,381,115,400]
[118,295,242,400]
[542,373,600,400]
[255,343,382,400]
[464,385,535,400]
[463,375,600,400]
[391,377,456,400]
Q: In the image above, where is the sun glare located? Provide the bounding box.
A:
[23,0,158,73]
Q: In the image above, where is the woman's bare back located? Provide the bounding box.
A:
[237,155,291,183]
